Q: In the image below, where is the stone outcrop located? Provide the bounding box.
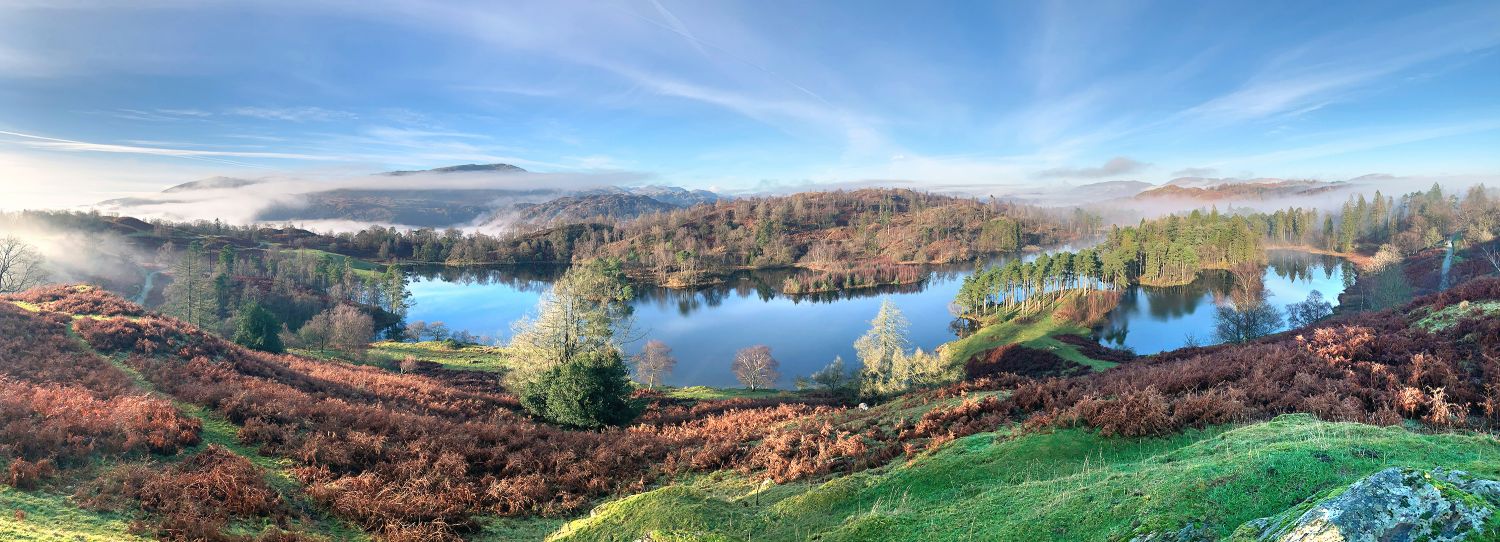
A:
[1229,467,1500,542]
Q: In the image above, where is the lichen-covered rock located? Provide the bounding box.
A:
[1229,467,1500,542]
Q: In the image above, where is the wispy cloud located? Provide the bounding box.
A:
[1209,118,1500,168]
[0,129,330,167]
[1183,2,1500,123]
[225,106,357,122]
[1038,156,1149,179]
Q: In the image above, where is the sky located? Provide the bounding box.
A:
[1,0,1499,210]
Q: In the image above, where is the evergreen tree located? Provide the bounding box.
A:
[519,350,638,428]
[164,241,215,328]
[232,301,285,353]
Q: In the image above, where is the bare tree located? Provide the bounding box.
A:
[0,236,47,293]
[329,304,375,353]
[298,311,334,352]
[732,345,780,390]
[633,339,676,390]
[1478,242,1500,275]
[1213,301,1283,344]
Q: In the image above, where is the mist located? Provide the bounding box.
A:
[0,214,158,298]
[89,168,653,231]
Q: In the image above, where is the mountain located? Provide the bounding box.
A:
[625,185,724,207]
[162,176,264,192]
[381,163,528,176]
[1002,180,1154,206]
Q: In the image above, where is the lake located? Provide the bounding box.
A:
[1095,250,1353,354]
[404,250,1351,387]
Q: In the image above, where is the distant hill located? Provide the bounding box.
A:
[1135,178,1344,201]
[381,163,528,176]
[1003,180,1153,206]
[508,193,682,225]
[162,176,264,192]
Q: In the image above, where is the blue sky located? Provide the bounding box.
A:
[1,0,1498,209]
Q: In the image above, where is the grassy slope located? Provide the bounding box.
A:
[365,340,511,371]
[661,386,804,401]
[287,248,385,279]
[549,414,1500,542]
[941,312,1110,371]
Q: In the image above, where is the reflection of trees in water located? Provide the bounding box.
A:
[1098,320,1130,348]
[1141,273,1228,320]
[1266,251,1341,284]
[948,317,981,339]
[414,263,966,317]
[403,264,564,294]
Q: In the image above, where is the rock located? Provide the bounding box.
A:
[1229,467,1500,542]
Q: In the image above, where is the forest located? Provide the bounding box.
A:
[954,184,1500,323]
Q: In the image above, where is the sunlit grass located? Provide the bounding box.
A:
[549,414,1500,541]
[0,486,150,542]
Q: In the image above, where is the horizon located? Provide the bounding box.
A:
[2,0,1499,212]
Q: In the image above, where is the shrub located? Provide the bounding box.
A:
[77,445,284,541]
[520,350,639,428]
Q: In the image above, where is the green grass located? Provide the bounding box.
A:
[366,340,512,372]
[548,414,1500,542]
[941,312,1111,371]
[1414,300,1500,331]
[0,486,150,542]
[287,248,385,279]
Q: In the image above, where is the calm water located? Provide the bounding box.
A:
[405,249,1351,387]
[1095,251,1353,354]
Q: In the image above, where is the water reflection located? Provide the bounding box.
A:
[1095,251,1349,354]
[402,248,1348,387]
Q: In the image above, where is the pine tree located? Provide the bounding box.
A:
[164,241,216,328]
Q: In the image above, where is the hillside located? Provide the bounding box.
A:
[505,193,682,226]
[3,250,1500,540]
[493,188,1096,288]
[1135,179,1345,202]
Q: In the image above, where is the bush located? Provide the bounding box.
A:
[232,301,285,353]
[520,350,639,428]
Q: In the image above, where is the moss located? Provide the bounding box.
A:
[1414,301,1500,331]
